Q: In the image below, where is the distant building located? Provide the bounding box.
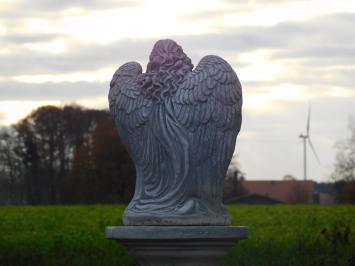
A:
[224,180,316,204]
[314,182,336,204]
[225,193,283,204]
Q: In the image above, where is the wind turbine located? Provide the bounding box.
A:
[299,103,320,180]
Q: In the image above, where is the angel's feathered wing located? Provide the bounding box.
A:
[172,55,242,198]
[108,62,152,162]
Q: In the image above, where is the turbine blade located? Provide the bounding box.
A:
[306,102,311,135]
[308,138,320,164]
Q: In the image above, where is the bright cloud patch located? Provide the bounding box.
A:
[0,101,61,125]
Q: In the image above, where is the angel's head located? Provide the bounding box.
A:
[140,39,193,100]
[147,39,193,74]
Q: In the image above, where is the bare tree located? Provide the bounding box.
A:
[332,117,355,203]
[0,128,25,204]
[332,118,355,182]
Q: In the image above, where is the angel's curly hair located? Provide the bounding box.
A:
[139,39,193,100]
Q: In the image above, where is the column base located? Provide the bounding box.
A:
[106,226,248,266]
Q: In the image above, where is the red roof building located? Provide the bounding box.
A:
[224,180,315,203]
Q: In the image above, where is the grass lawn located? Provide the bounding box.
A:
[0,204,354,266]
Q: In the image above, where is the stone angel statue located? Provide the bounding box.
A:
[109,39,242,225]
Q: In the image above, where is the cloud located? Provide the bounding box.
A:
[181,13,355,54]
[1,11,354,108]
[241,65,355,91]
[0,0,140,16]
[2,12,353,76]
[19,0,140,10]
[180,0,312,21]
[269,13,355,57]
[0,81,106,101]
[0,38,154,76]
[0,33,61,44]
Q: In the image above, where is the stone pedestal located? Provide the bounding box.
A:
[106,226,248,266]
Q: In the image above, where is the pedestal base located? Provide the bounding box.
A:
[106,226,248,266]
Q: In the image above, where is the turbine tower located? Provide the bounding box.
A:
[299,103,320,180]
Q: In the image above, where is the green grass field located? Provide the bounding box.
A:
[1,205,354,266]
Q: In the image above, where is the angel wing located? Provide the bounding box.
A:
[108,61,152,161]
[172,55,242,175]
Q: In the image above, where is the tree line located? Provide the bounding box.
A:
[0,105,135,205]
[1,105,354,205]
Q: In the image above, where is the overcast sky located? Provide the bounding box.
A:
[1,0,355,181]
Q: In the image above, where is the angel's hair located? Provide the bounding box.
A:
[140,39,193,100]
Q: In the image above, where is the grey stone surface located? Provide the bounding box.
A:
[106,226,248,266]
[108,39,243,225]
